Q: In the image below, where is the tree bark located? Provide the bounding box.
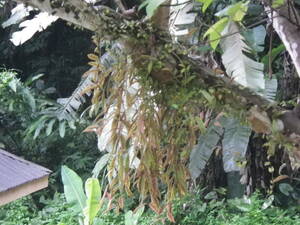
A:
[264,1,300,78]
[12,0,300,146]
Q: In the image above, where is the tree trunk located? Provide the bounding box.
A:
[264,1,300,78]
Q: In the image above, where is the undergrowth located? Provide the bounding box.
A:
[1,192,299,225]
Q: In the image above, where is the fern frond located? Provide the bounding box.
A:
[221,21,265,93]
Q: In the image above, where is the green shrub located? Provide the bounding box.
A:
[164,192,300,225]
[0,194,77,225]
[0,196,37,225]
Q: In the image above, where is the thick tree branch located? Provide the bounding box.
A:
[13,0,96,30]
[13,0,126,34]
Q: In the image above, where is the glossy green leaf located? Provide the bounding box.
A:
[229,198,251,212]
[61,165,86,213]
[204,17,229,49]
[228,1,248,21]
[215,1,248,22]
[83,178,102,225]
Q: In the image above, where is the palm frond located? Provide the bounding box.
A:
[56,69,96,121]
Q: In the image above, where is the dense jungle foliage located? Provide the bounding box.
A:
[1,0,300,224]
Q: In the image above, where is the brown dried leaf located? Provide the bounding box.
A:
[166,203,175,223]
[247,106,271,134]
[272,175,289,184]
[87,53,99,61]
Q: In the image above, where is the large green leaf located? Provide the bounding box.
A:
[61,166,86,213]
[244,25,266,52]
[204,17,229,49]
[189,117,252,179]
[83,178,102,225]
[215,2,248,22]
[221,118,251,172]
[220,21,265,93]
[188,121,223,179]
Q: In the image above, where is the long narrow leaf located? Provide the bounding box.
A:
[221,21,265,93]
[92,154,110,178]
[84,178,102,225]
[221,118,251,172]
[61,166,86,213]
[188,122,223,179]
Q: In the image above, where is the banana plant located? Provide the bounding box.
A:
[189,1,279,198]
[61,166,103,225]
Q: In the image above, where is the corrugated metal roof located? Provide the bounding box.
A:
[0,149,51,192]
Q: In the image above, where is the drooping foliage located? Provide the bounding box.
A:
[2,0,300,219]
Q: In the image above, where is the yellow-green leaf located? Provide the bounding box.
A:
[272,0,285,8]
[61,166,86,213]
[197,0,213,13]
[84,178,102,225]
[228,1,248,22]
[204,17,229,49]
